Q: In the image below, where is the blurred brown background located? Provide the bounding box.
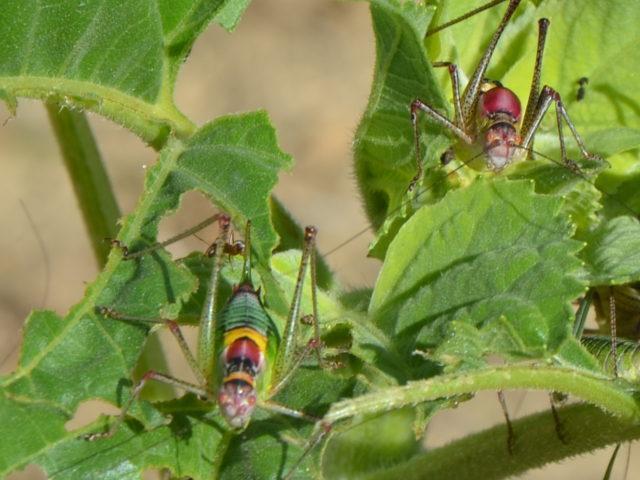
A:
[1,1,635,478]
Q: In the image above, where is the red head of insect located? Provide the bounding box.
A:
[476,83,523,170]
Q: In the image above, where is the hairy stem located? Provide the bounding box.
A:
[326,365,640,424]
[361,404,640,480]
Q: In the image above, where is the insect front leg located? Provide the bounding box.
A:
[83,370,210,441]
[409,96,473,190]
[521,19,550,137]
[432,61,464,129]
[103,213,224,262]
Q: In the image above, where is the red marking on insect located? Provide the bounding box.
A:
[478,87,521,122]
[225,337,262,366]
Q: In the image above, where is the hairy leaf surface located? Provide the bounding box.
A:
[370,180,585,366]
[0,0,252,146]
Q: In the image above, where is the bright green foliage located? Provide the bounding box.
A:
[371,180,585,366]
[3,0,640,479]
[0,0,246,146]
[353,0,452,257]
[580,216,640,285]
[176,113,293,261]
[357,0,640,259]
[0,109,301,478]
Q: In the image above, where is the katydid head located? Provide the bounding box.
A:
[218,378,258,429]
[483,121,522,170]
[477,86,523,171]
[478,86,521,123]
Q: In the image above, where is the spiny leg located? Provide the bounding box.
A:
[119,213,224,260]
[308,237,324,369]
[269,338,324,398]
[432,62,464,129]
[602,443,623,480]
[197,215,232,382]
[257,399,320,424]
[83,370,210,440]
[521,18,550,139]
[461,0,520,119]
[97,307,207,386]
[86,306,215,440]
[425,0,507,37]
[521,85,602,168]
[269,239,335,396]
[548,392,569,444]
[271,226,323,391]
[497,390,515,454]
[282,419,333,480]
[609,286,619,378]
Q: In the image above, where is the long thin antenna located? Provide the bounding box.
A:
[19,199,50,308]
[124,214,220,260]
[426,0,507,37]
[1,201,52,371]
[322,150,487,258]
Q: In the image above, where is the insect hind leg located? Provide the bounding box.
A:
[82,370,209,441]
[521,85,603,169]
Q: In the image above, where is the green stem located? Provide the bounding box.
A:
[4,78,196,147]
[360,404,640,480]
[46,103,120,267]
[326,365,640,424]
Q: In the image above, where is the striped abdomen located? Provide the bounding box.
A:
[582,335,640,383]
[217,283,278,428]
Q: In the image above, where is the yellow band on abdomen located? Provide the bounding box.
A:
[224,371,255,386]
[223,327,268,353]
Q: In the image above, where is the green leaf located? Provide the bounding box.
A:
[214,0,252,31]
[354,0,451,233]
[0,210,197,477]
[174,111,293,261]
[0,111,294,478]
[371,0,640,259]
[436,0,640,159]
[0,0,251,146]
[370,179,585,363]
[579,216,640,285]
[505,158,606,234]
[12,396,227,480]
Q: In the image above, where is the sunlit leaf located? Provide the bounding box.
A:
[370,179,585,365]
